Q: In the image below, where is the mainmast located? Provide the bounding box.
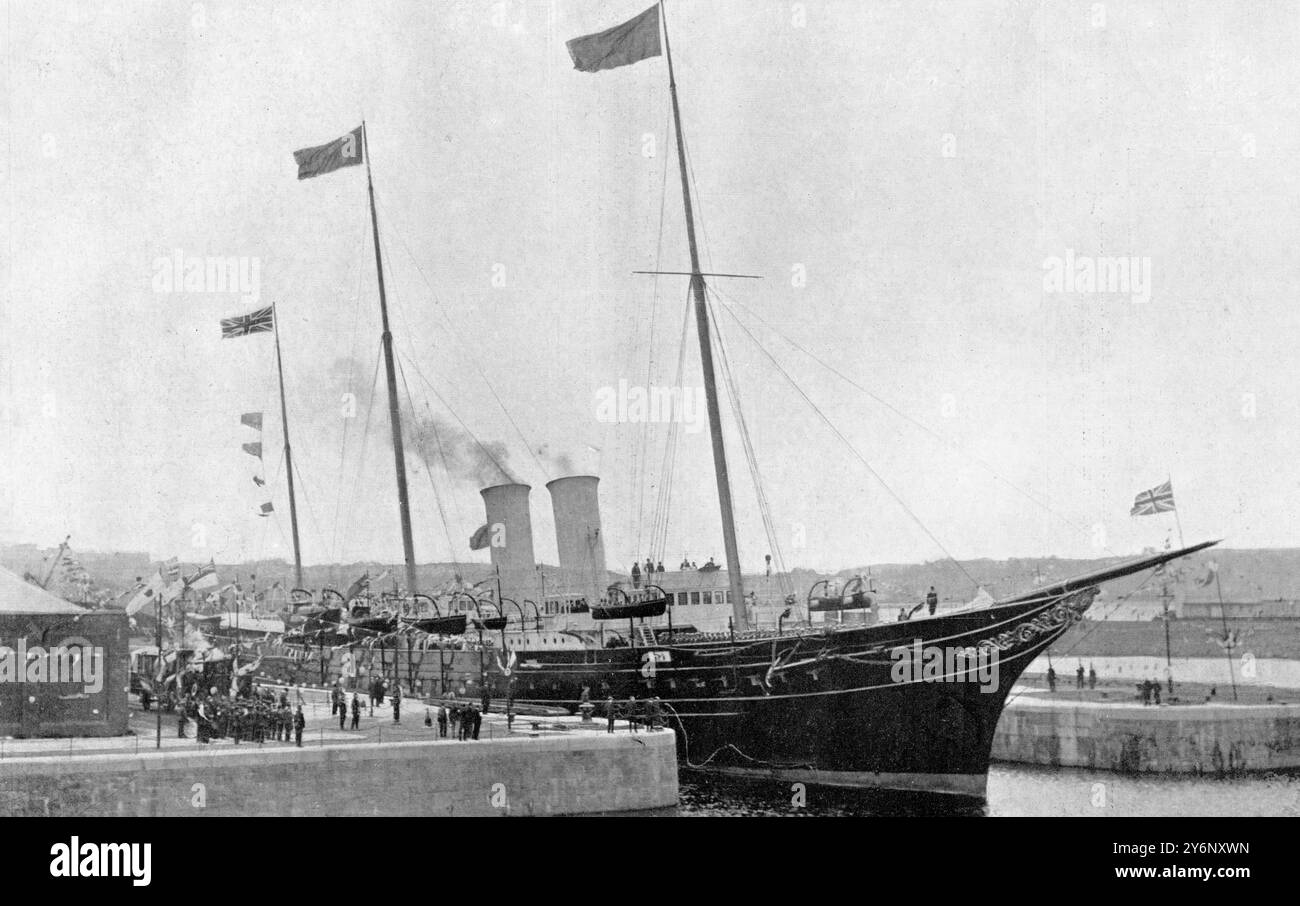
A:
[362,122,420,596]
[661,3,748,631]
[272,309,304,589]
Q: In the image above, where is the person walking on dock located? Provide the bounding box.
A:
[293,705,305,747]
[926,586,938,616]
[350,694,361,730]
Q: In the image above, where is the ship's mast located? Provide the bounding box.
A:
[272,309,304,589]
[39,535,71,589]
[362,122,419,596]
[660,2,747,631]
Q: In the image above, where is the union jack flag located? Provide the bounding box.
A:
[1131,480,1176,516]
[220,305,274,338]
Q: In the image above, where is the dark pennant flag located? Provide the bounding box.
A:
[293,126,364,180]
[566,5,661,73]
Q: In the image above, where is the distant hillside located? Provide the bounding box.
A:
[830,547,1300,605]
[5,543,1296,608]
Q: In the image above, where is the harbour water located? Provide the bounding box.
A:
[660,767,1300,817]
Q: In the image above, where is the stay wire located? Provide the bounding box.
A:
[715,296,981,592]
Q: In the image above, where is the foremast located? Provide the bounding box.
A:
[272,312,304,588]
[661,2,747,631]
[362,122,419,597]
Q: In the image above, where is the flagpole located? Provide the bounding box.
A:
[273,308,304,589]
[1168,474,1186,549]
[1213,569,1239,702]
[361,121,420,597]
[660,0,748,631]
[155,594,163,749]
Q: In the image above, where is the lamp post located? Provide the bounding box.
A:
[155,594,162,749]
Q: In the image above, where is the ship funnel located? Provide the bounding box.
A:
[479,483,538,605]
[546,475,608,610]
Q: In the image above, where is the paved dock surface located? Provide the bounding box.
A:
[0,684,658,761]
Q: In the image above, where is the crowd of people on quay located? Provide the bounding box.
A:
[158,674,502,747]
[176,686,307,746]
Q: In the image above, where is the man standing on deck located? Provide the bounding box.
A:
[606,696,616,734]
[1076,664,1085,689]
[392,684,402,724]
[926,587,938,616]
[351,693,361,730]
[1047,665,1057,693]
[293,705,305,747]
[437,705,448,737]
[627,695,639,734]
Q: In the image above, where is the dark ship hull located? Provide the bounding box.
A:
[495,587,1097,797]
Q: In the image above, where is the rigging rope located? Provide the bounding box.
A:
[334,343,383,564]
[328,214,375,563]
[647,292,693,564]
[714,294,981,592]
[705,288,794,600]
[632,106,675,561]
[708,281,1118,558]
[394,354,462,572]
[401,352,512,481]
[372,190,549,485]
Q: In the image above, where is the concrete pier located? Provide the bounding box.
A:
[0,714,679,816]
[992,694,1300,775]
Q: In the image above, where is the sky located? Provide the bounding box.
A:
[2,0,1299,576]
